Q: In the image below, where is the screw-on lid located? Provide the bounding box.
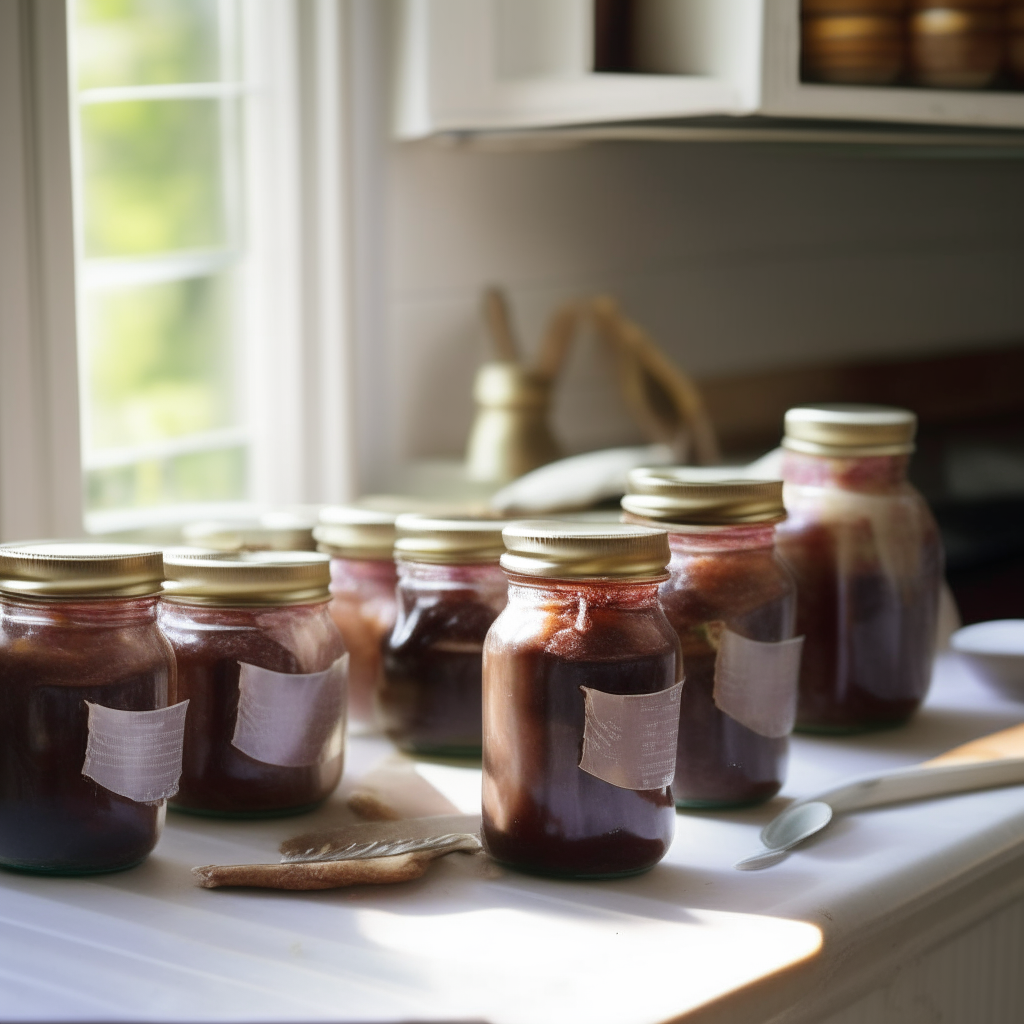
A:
[394,514,508,565]
[783,403,916,457]
[0,541,164,599]
[622,467,786,525]
[501,521,670,579]
[161,551,331,606]
[314,506,398,560]
[182,513,316,553]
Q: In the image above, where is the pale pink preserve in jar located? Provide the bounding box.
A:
[314,507,398,733]
[776,405,943,733]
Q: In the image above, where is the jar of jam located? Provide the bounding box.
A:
[482,522,681,878]
[380,515,508,756]
[314,507,399,733]
[0,542,180,875]
[776,405,943,732]
[182,513,316,553]
[159,552,347,816]
[622,470,801,809]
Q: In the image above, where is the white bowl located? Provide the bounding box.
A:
[951,620,1024,701]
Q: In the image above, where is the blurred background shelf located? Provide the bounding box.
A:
[396,0,1024,140]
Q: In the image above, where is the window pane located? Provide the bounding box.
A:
[86,447,247,511]
[80,99,229,257]
[75,0,225,90]
[82,275,237,451]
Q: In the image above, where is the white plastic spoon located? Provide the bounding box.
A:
[735,754,1024,870]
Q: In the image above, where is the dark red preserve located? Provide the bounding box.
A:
[623,470,800,809]
[776,405,944,732]
[160,551,347,817]
[483,522,681,878]
[380,516,508,756]
[0,543,178,875]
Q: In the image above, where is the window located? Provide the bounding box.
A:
[70,0,251,533]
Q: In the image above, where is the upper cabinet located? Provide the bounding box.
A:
[395,0,1024,138]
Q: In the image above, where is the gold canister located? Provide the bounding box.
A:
[908,0,1006,88]
[465,362,560,484]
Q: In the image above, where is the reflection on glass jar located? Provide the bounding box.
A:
[315,507,400,732]
[160,551,347,816]
[483,522,680,879]
[380,516,509,757]
[623,470,800,809]
[0,543,177,875]
[777,404,944,733]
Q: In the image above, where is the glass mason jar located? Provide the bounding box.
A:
[160,552,347,816]
[314,506,399,733]
[776,404,944,732]
[623,470,800,809]
[0,543,179,875]
[483,522,681,879]
[380,516,508,757]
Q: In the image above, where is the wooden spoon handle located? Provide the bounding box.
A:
[922,723,1024,767]
[482,286,520,363]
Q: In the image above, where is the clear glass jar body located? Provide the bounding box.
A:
[776,451,943,732]
[482,575,680,878]
[380,561,507,756]
[159,599,346,816]
[0,595,174,874]
[327,556,398,731]
[658,526,797,808]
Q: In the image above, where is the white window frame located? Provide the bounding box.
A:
[0,0,362,543]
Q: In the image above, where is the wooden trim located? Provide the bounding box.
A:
[699,342,1024,454]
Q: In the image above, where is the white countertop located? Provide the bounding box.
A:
[3,653,1024,1024]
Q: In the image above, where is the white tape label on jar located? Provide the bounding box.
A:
[712,630,804,738]
[82,699,189,804]
[232,654,348,768]
[578,680,684,791]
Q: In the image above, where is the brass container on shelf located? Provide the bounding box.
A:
[464,361,560,484]
[908,0,1006,89]
[801,0,907,85]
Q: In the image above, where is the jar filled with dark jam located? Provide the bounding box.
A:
[379,515,509,756]
[159,552,347,817]
[314,507,398,733]
[483,522,681,878]
[0,543,178,875]
[776,405,944,733]
[623,470,800,809]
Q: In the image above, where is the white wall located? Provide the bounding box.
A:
[352,8,1024,491]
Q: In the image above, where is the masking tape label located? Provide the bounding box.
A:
[232,653,348,767]
[713,630,803,738]
[578,680,683,791]
[82,699,189,803]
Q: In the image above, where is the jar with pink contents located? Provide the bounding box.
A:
[315,507,399,732]
[776,405,943,733]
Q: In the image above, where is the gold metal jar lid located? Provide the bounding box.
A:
[161,551,331,606]
[622,467,786,525]
[0,541,164,599]
[783,403,916,457]
[501,521,670,579]
[394,514,508,565]
[314,506,398,560]
[182,513,316,553]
